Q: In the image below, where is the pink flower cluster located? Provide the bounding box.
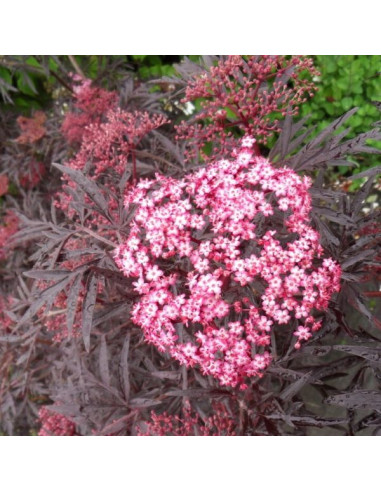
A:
[115,138,341,387]
[38,406,76,436]
[0,211,19,261]
[176,55,318,160]
[138,403,236,436]
[62,77,118,144]
[0,295,13,332]
[16,111,47,145]
[67,108,168,177]
[57,106,167,217]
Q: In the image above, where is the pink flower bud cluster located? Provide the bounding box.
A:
[115,138,341,388]
[176,55,318,160]
[0,295,13,332]
[62,77,118,144]
[67,108,168,177]
[0,211,19,261]
[38,406,76,436]
[137,403,236,436]
[57,107,167,217]
[16,111,47,145]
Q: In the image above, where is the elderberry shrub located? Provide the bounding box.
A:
[0,56,379,436]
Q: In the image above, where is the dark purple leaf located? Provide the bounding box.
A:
[332,345,381,364]
[99,413,134,436]
[81,273,98,352]
[267,413,348,428]
[279,371,313,401]
[341,249,376,269]
[17,275,74,327]
[53,163,109,218]
[313,207,354,226]
[66,272,83,337]
[119,334,130,402]
[325,391,381,410]
[347,166,381,181]
[23,269,71,281]
[151,370,181,381]
[164,388,230,398]
[99,335,111,387]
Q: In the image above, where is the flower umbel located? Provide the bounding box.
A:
[115,139,341,388]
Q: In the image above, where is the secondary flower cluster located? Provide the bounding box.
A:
[0,210,19,261]
[176,55,318,160]
[67,108,168,177]
[114,138,341,387]
[62,76,118,144]
[38,406,76,436]
[137,403,236,436]
[16,111,47,145]
[57,103,167,217]
[0,295,13,332]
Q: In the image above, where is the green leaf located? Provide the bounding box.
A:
[341,97,353,111]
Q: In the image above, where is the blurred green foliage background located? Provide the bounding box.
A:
[302,55,380,135]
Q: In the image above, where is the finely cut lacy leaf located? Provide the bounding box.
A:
[81,273,98,352]
[326,391,381,410]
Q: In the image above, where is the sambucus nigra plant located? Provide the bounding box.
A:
[0,55,380,436]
